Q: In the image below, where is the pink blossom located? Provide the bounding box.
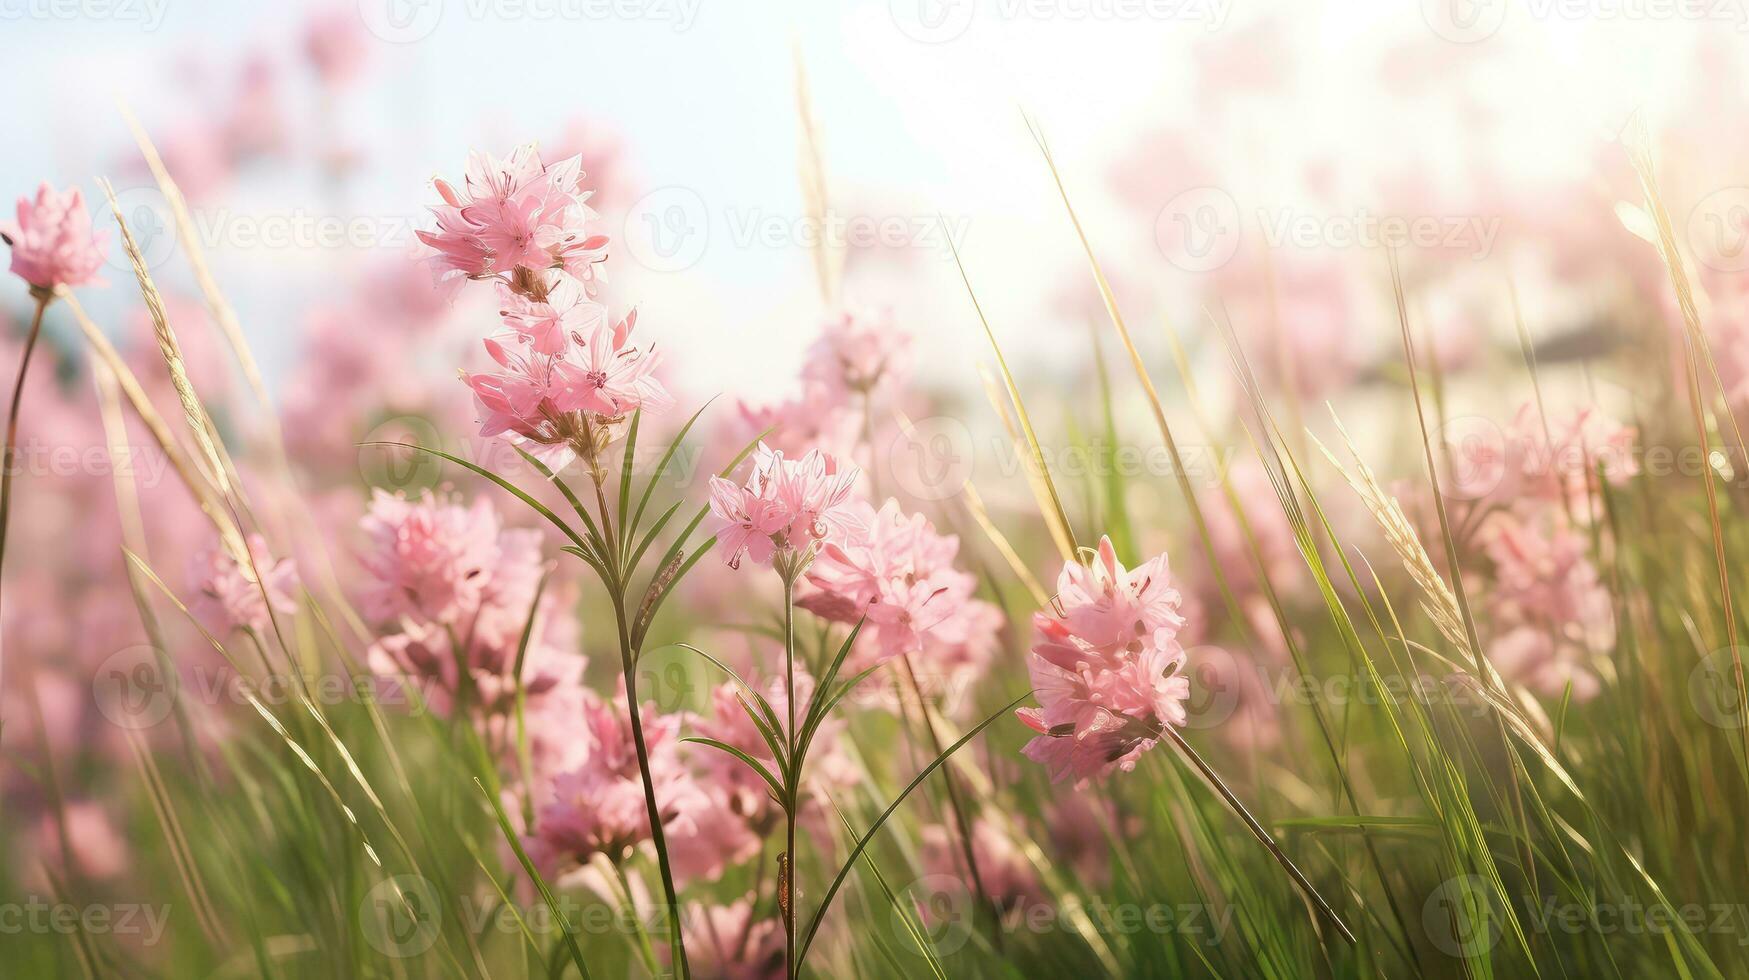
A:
[418,145,606,290]
[920,818,1039,916]
[682,895,785,980]
[188,533,300,634]
[303,6,369,87]
[800,498,999,674]
[462,297,667,469]
[2,183,106,291]
[1478,508,1613,701]
[800,307,911,399]
[357,490,505,625]
[525,692,710,875]
[1449,402,1636,513]
[708,443,862,571]
[691,673,854,840]
[36,801,129,881]
[1016,537,1191,785]
[498,273,603,355]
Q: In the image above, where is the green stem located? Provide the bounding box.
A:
[782,571,798,980]
[594,474,689,979]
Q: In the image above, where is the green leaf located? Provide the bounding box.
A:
[475,777,595,980]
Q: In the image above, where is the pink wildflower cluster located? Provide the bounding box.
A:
[729,307,910,460]
[420,144,609,292]
[2,183,106,293]
[1481,509,1615,701]
[921,818,1040,916]
[1017,537,1192,785]
[187,533,301,635]
[1448,402,1637,514]
[357,490,585,737]
[708,444,862,572]
[799,498,1003,687]
[690,672,855,840]
[423,145,667,470]
[524,690,719,877]
[1450,401,1633,701]
[681,894,786,980]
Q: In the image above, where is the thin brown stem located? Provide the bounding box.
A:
[0,291,52,687]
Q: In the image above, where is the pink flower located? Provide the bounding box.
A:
[691,672,854,839]
[800,498,1000,675]
[682,895,785,980]
[303,6,369,87]
[1016,537,1191,785]
[357,490,505,624]
[1448,402,1636,512]
[462,295,667,469]
[921,819,1039,916]
[1051,536,1184,657]
[525,692,709,875]
[418,145,606,290]
[188,533,300,633]
[498,273,603,355]
[2,183,107,291]
[800,307,911,399]
[708,443,862,571]
[1478,508,1613,701]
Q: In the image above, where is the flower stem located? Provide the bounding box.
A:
[1161,724,1356,945]
[594,474,690,979]
[781,572,798,980]
[0,291,51,690]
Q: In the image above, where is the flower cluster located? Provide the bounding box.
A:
[187,533,301,635]
[419,144,608,292]
[728,307,909,459]
[1017,537,1191,785]
[423,145,667,471]
[357,490,585,743]
[799,498,1002,684]
[2,183,106,293]
[708,444,862,573]
[524,689,710,876]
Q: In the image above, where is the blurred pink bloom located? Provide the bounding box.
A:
[303,6,369,87]
[222,54,286,161]
[358,490,504,624]
[1480,508,1613,701]
[36,801,129,881]
[550,119,639,214]
[691,672,854,840]
[800,498,997,673]
[709,444,862,571]
[800,307,910,400]
[682,895,785,980]
[1017,537,1191,784]
[921,818,1039,915]
[2,183,106,291]
[188,533,300,634]
[525,691,708,874]
[1448,402,1636,513]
